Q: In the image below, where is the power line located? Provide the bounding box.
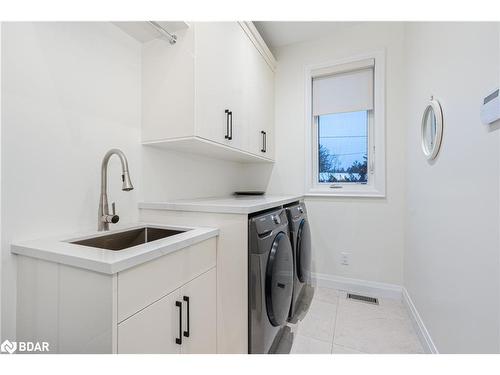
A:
[328,151,366,156]
[319,135,367,139]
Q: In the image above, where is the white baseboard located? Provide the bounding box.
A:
[312,273,403,300]
[402,288,439,354]
[312,273,438,353]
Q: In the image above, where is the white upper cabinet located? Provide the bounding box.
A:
[243,34,275,158]
[195,22,249,153]
[141,22,275,163]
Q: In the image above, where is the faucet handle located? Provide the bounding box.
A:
[102,202,119,225]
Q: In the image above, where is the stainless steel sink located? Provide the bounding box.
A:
[70,227,187,251]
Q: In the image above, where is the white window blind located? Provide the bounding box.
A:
[312,61,374,116]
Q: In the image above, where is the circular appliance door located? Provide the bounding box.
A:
[265,231,294,327]
[296,218,312,283]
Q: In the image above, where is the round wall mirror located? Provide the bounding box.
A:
[421,97,443,160]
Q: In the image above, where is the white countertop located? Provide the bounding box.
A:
[138,195,303,214]
[11,223,219,275]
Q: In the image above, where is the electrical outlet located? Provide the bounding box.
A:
[340,252,350,266]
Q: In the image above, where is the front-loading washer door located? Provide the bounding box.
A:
[296,218,312,283]
[265,231,294,327]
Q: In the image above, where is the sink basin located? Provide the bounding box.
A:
[70,226,187,251]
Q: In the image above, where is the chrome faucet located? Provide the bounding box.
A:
[98,149,134,231]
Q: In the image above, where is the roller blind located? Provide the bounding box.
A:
[312,63,374,116]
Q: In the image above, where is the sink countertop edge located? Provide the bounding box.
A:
[11,224,219,275]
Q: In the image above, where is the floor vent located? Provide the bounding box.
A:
[347,293,379,305]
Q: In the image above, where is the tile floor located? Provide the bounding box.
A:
[290,287,424,354]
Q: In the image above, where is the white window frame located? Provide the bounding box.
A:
[304,51,386,197]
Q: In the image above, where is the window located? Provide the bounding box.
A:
[318,111,369,184]
[305,53,385,197]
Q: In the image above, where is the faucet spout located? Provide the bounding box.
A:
[122,171,134,191]
[98,149,134,231]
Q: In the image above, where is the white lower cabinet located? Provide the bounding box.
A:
[118,268,216,354]
[178,268,217,353]
[138,210,249,354]
[118,288,181,354]
[15,237,217,354]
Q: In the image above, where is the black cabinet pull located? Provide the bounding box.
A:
[228,111,233,140]
[261,131,267,153]
[224,109,230,139]
[183,296,190,338]
[175,301,182,345]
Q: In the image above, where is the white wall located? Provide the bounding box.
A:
[142,144,244,202]
[0,22,143,340]
[404,22,500,353]
[264,23,407,285]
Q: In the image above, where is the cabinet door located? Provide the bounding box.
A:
[117,289,182,354]
[179,268,217,354]
[241,32,275,159]
[194,22,247,150]
[260,61,275,159]
[142,28,196,142]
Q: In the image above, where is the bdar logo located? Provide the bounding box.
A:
[1,340,17,354]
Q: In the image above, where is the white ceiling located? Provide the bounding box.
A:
[253,21,360,50]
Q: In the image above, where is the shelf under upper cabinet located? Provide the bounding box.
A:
[142,136,274,164]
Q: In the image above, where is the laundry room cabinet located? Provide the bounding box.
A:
[141,22,276,162]
[15,236,217,354]
[116,237,217,354]
[118,267,216,354]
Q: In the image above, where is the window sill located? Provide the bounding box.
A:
[305,187,385,198]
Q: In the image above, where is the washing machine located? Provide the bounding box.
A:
[286,202,314,323]
[248,208,294,354]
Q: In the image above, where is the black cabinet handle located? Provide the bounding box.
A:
[175,301,182,345]
[224,109,230,139]
[228,111,233,140]
[183,296,190,338]
[261,131,267,153]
